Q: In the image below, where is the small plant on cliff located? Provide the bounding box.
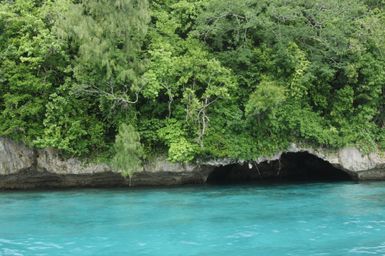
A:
[112,124,144,182]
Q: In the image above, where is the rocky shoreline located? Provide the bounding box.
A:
[1,137,385,189]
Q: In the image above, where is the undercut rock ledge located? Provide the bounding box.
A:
[0,138,384,189]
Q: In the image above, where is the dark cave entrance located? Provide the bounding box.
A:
[206,152,354,185]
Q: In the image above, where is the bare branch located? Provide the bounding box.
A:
[77,84,139,105]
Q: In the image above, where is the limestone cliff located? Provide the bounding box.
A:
[1,137,385,189]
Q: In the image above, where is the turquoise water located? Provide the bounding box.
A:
[1,182,385,255]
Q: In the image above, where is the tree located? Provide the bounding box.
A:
[143,2,236,150]
[196,0,385,153]
[1,0,384,164]
[112,124,144,182]
[55,0,150,106]
[35,85,106,157]
[0,0,67,144]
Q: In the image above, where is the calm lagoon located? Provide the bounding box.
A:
[1,182,385,255]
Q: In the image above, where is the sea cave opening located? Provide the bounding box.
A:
[206,152,353,185]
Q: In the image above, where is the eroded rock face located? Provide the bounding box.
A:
[0,138,212,189]
[281,144,385,180]
[205,144,385,181]
[0,138,35,175]
[37,149,112,175]
[1,138,385,189]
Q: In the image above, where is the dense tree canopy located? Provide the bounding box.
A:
[1,0,384,170]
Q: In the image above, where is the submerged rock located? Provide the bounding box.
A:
[0,138,385,189]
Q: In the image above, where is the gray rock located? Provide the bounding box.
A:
[0,138,35,175]
[36,148,112,175]
[1,138,385,189]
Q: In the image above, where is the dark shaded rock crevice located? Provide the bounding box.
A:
[206,152,355,185]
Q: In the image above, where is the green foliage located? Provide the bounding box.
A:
[1,0,385,165]
[0,0,67,144]
[167,138,196,163]
[35,86,105,156]
[245,79,286,117]
[378,130,385,151]
[56,0,149,85]
[54,0,150,134]
[112,124,144,177]
[157,119,197,162]
[195,0,385,157]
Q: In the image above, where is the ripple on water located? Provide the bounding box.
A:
[350,243,385,255]
[1,182,385,256]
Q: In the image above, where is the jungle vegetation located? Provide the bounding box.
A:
[1,0,385,173]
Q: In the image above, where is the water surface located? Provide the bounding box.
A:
[1,182,385,255]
